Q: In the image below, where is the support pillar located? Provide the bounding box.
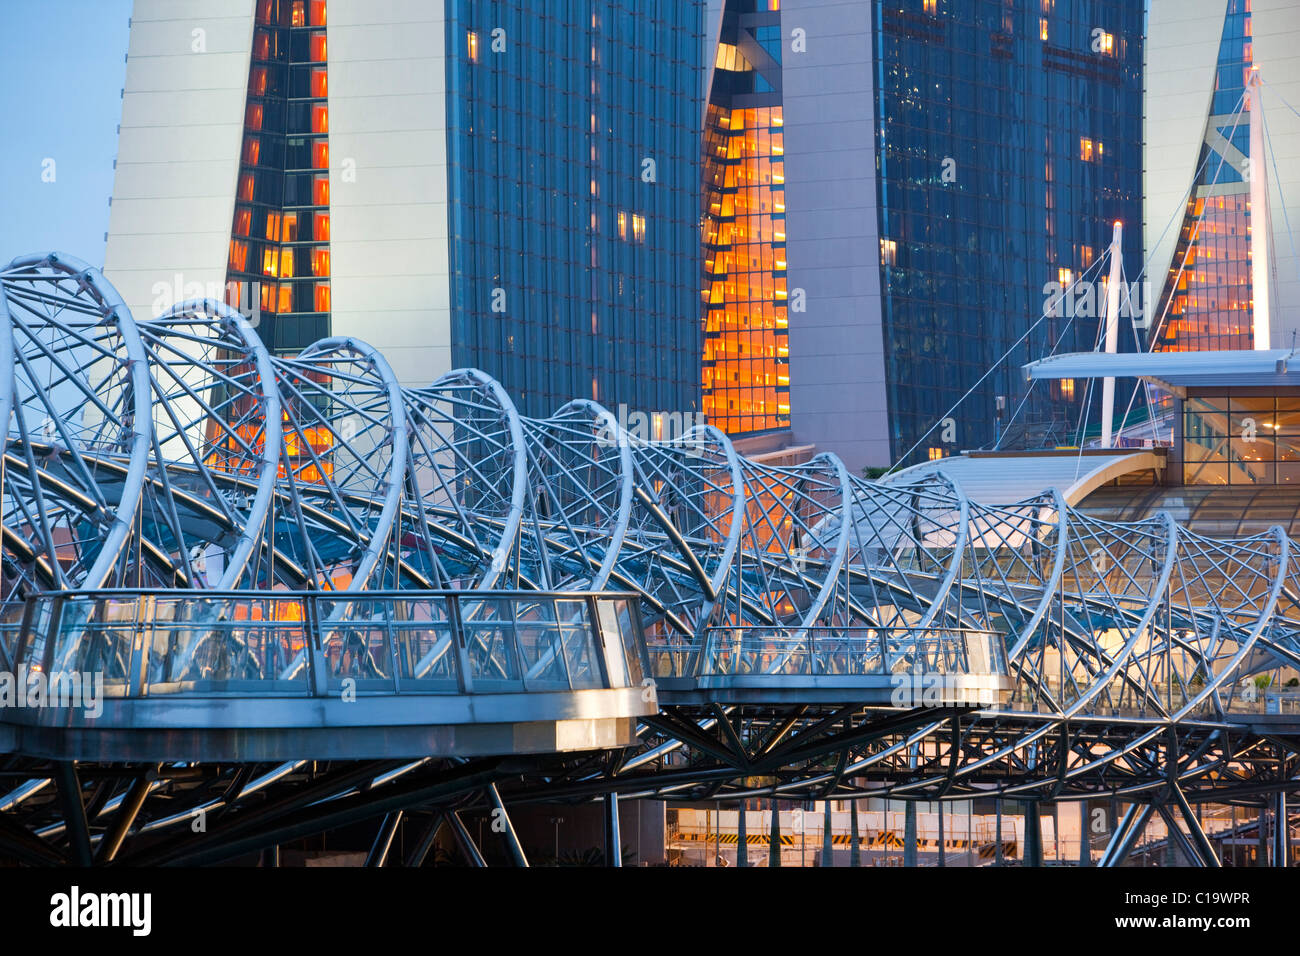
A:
[737,801,748,868]
[54,762,92,867]
[1274,789,1288,868]
[849,801,861,868]
[903,801,917,867]
[603,791,621,868]
[365,810,402,867]
[769,800,781,868]
[1023,800,1043,868]
[821,800,834,868]
[487,783,529,868]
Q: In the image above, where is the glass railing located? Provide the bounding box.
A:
[9,590,649,699]
[645,626,1008,679]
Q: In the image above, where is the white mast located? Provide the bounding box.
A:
[1100,220,1123,449]
[1248,68,1272,350]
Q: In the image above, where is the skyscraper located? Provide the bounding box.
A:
[1145,0,1300,354]
[702,0,1145,470]
[105,0,705,419]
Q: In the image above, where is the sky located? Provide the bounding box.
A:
[0,1,133,267]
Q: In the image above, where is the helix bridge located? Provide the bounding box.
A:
[0,252,1295,866]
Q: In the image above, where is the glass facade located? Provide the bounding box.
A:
[701,0,789,437]
[225,0,331,356]
[873,0,1143,464]
[1182,392,1300,485]
[444,1,704,420]
[1152,0,1254,353]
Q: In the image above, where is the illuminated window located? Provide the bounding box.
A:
[617,211,627,240]
[314,283,331,312]
[923,0,937,14]
[238,173,255,201]
[242,136,261,165]
[310,69,327,98]
[1040,17,1048,40]
[880,238,897,266]
[1058,267,1074,286]
[309,33,326,62]
[291,1,305,27]
[279,247,295,278]
[250,67,268,96]
[234,208,251,237]
[310,0,326,26]
[312,140,329,168]
[1060,378,1075,400]
[312,249,330,276]
[468,31,479,62]
[1096,31,1114,56]
[312,105,328,133]
[1079,137,1103,162]
[928,447,946,461]
[245,104,263,131]
[632,214,646,243]
[313,176,329,206]
[228,240,248,273]
[262,247,279,277]
[314,213,330,241]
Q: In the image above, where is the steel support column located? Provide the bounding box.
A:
[603,791,621,868]
[365,810,403,867]
[487,783,529,868]
[53,763,91,867]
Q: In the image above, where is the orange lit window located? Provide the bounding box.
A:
[245,104,263,131]
[279,285,293,313]
[314,283,331,312]
[254,29,270,60]
[1040,17,1048,40]
[310,0,326,26]
[312,140,329,169]
[279,247,295,278]
[313,213,330,241]
[242,136,261,165]
[617,211,627,240]
[238,173,255,201]
[310,69,327,98]
[229,240,249,273]
[266,211,282,241]
[260,282,277,313]
[290,0,305,26]
[262,248,279,277]
[632,213,646,243]
[312,249,330,276]
[468,31,479,62]
[281,213,298,242]
[880,238,897,265]
[234,208,252,237]
[312,105,328,133]
[309,33,326,62]
[313,176,329,206]
[251,67,268,96]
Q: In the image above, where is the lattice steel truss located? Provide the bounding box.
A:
[2,252,1298,825]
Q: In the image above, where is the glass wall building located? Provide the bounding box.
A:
[701,0,790,437]
[444,1,704,419]
[107,0,705,421]
[870,0,1144,463]
[703,0,1145,470]
[1150,0,1254,353]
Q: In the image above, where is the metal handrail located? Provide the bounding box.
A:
[10,589,649,700]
